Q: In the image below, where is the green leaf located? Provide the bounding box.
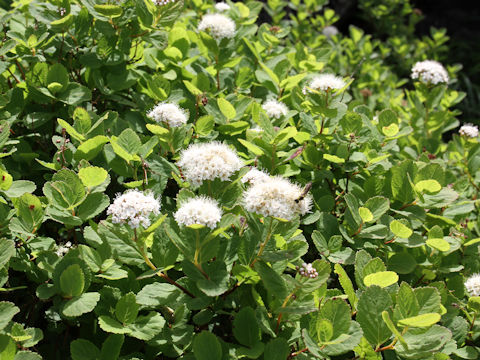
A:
[146,124,169,136]
[334,264,358,309]
[100,334,124,360]
[3,180,36,198]
[324,154,345,163]
[358,207,373,223]
[93,4,123,17]
[415,179,442,194]
[363,271,398,288]
[263,338,290,360]
[57,83,92,106]
[98,316,132,334]
[60,264,85,297]
[193,331,222,360]
[233,307,260,347]
[382,123,399,137]
[317,319,334,342]
[136,283,180,307]
[0,302,20,331]
[254,261,288,300]
[74,136,109,161]
[78,166,108,188]
[381,311,407,348]
[426,238,450,252]
[73,107,91,135]
[238,139,264,156]
[47,64,69,91]
[13,351,42,360]
[0,169,13,191]
[356,286,392,347]
[127,312,165,340]
[217,98,236,120]
[318,298,351,342]
[467,297,480,313]
[235,342,265,358]
[117,129,141,155]
[71,339,100,360]
[389,220,412,238]
[0,239,15,269]
[363,196,390,222]
[0,334,16,359]
[115,293,139,325]
[398,313,441,328]
[77,193,110,221]
[195,115,214,136]
[62,292,100,317]
[388,253,417,274]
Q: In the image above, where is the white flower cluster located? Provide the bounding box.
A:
[241,168,270,185]
[459,123,479,138]
[297,262,318,278]
[322,26,338,38]
[177,142,243,187]
[215,2,230,11]
[55,241,72,257]
[153,0,175,5]
[174,196,222,229]
[411,60,449,85]
[465,273,480,297]
[243,176,312,220]
[262,99,288,119]
[147,102,188,128]
[198,14,236,40]
[302,74,346,94]
[107,190,161,229]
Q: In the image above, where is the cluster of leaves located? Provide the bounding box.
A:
[0,0,479,359]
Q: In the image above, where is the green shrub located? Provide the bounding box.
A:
[0,0,478,359]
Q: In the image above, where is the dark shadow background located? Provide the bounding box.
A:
[330,0,480,123]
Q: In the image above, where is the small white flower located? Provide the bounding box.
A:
[411,60,449,85]
[147,102,188,128]
[174,196,222,229]
[243,176,312,220]
[262,99,288,119]
[177,141,243,187]
[241,168,270,185]
[215,2,230,12]
[153,0,175,5]
[297,262,318,278]
[302,74,346,94]
[465,273,480,297]
[55,241,72,257]
[459,123,479,138]
[322,26,338,38]
[198,14,236,40]
[107,190,161,229]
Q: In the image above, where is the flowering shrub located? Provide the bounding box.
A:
[0,0,479,359]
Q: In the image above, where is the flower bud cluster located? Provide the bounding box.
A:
[297,263,318,278]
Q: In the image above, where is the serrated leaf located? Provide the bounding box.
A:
[390,220,412,238]
[63,292,100,317]
[115,293,139,325]
[78,166,108,188]
[98,316,132,334]
[358,207,373,222]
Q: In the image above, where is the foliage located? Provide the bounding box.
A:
[0,0,478,359]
